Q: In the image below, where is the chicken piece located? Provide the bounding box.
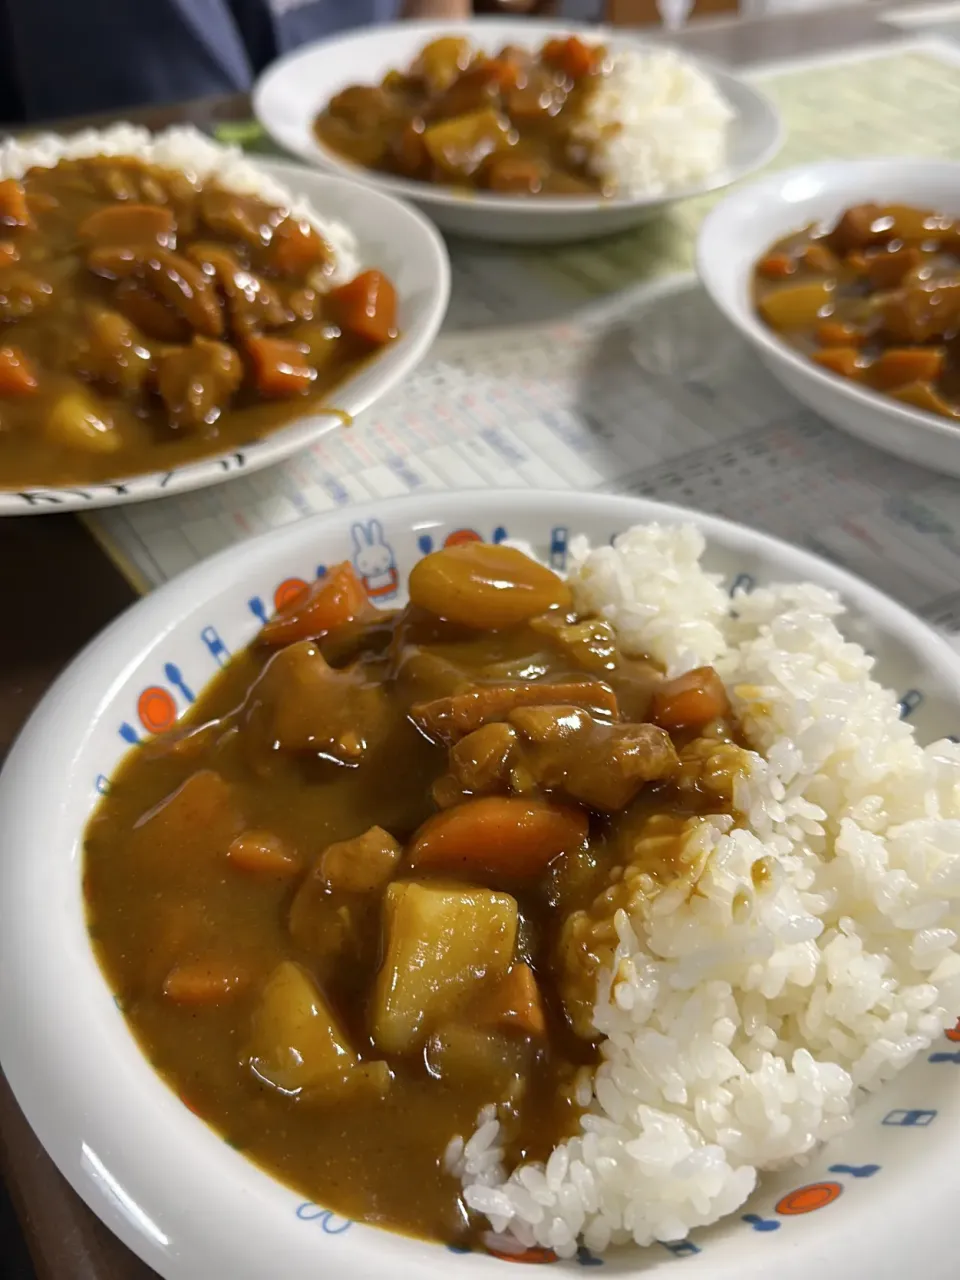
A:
[371,881,518,1054]
[87,245,224,337]
[155,336,243,430]
[0,268,53,320]
[247,961,389,1100]
[113,279,191,342]
[412,680,618,745]
[245,639,391,763]
[199,187,286,249]
[447,722,518,796]
[186,242,291,337]
[319,825,401,893]
[73,306,153,395]
[508,705,678,812]
[326,84,401,133]
[825,203,886,255]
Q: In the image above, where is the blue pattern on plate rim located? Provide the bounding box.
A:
[92,514,959,1266]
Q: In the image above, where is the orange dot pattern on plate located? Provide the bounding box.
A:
[946,1017,960,1042]
[273,577,310,611]
[444,528,483,547]
[137,686,177,735]
[775,1181,843,1216]
[488,1247,557,1264]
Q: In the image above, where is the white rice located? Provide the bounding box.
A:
[576,47,735,197]
[455,522,960,1256]
[0,124,359,283]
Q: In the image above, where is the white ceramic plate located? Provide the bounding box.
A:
[697,158,960,480]
[1,489,958,1280]
[0,160,449,515]
[253,18,783,245]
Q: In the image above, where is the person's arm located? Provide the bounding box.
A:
[402,0,471,16]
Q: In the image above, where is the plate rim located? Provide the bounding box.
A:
[1,488,959,1280]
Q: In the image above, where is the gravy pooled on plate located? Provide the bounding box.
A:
[0,151,397,487]
[84,542,747,1247]
[753,201,960,419]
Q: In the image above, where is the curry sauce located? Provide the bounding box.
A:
[0,151,397,487]
[84,544,747,1247]
[314,35,611,198]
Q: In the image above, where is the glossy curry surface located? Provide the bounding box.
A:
[0,154,397,488]
[314,36,611,198]
[84,544,746,1247]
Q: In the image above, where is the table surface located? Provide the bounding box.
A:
[0,3,933,1277]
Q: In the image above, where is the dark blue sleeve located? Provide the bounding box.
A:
[0,0,253,124]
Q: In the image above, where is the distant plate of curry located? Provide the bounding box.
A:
[0,126,449,512]
[753,201,960,421]
[254,19,782,244]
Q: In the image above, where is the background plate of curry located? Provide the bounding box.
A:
[0,126,449,513]
[253,18,783,244]
[698,158,960,479]
[1,488,958,1280]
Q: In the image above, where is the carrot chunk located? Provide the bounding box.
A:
[246,335,316,398]
[0,179,31,228]
[227,829,301,877]
[811,346,866,380]
[0,241,19,266]
[473,963,546,1037]
[0,345,38,396]
[756,252,797,280]
[869,347,945,390]
[163,960,249,1005]
[258,561,374,646]
[408,796,588,879]
[270,216,331,275]
[815,319,863,347]
[328,269,397,347]
[649,666,730,732]
[541,35,598,80]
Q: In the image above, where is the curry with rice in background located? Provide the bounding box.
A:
[84,540,748,1248]
[0,136,398,489]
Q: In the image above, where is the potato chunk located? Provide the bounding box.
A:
[371,881,517,1054]
[248,961,388,1100]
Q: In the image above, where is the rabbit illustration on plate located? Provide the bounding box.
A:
[351,519,399,602]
